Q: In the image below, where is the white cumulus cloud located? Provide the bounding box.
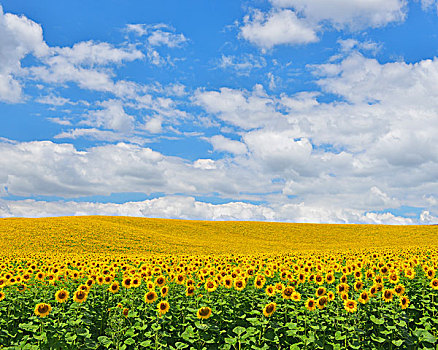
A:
[240,9,318,49]
[0,5,48,102]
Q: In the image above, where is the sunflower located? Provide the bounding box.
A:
[426,268,435,279]
[34,303,52,317]
[388,272,399,284]
[263,302,277,317]
[282,286,294,300]
[275,282,285,294]
[86,278,94,287]
[399,295,410,310]
[337,283,349,294]
[197,306,212,320]
[265,285,275,297]
[317,296,328,309]
[35,272,45,281]
[205,280,217,293]
[380,266,389,275]
[186,286,195,296]
[315,286,326,297]
[0,291,5,301]
[73,290,88,303]
[375,283,384,292]
[157,300,170,315]
[305,298,316,311]
[344,299,357,313]
[404,268,415,279]
[55,289,69,303]
[17,284,27,293]
[234,279,246,291]
[161,286,169,297]
[224,277,233,289]
[394,284,405,296]
[315,275,324,285]
[358,291,369,304]
[123,308,129,317]
[144,290,158,304]
[176,274,185,285]
[340,275,348,284]
[354,271,362,279]
[147,281,155,290]
[155,276,166,287]
[292,291,301,301]
[366,270,375,280]
[340,292,349,301]
[108,281,120,294]
[325,273,335,284]
[122,277,132,289]
[132,277,141,288]
[254,278,265,289]
[354,280,364,291]
[430,278,438,290]
[382,289,394,303]
[327,291,335,301]
[79,284,89,293]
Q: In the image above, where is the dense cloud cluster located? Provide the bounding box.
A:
[0,3,436,224]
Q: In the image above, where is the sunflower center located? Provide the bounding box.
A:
[199,307,210,316]
[38,305,48,313]
[284,288,293,296]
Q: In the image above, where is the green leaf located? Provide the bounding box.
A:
[19,322,39,333]
[233,326,246,336]
[139,340,152,347]
[224,337,237,345]
[65,333,77,343]
[98,336,112,348]
[396,320,407,328]
[370,315,384,325]
[174,342,188,349]
[181,326,195,341]
[415,329,437,344]
[124,338,135,345]
[371,335,386,343]
[246,317,261,326]
[335,331,346,341]
[392,339,404,347]
[125,327,137,338]
[194,321,208,331]
[127,310,138,318]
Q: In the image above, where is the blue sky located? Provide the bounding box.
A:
[0,0,437,223]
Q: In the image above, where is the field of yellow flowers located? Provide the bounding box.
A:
[0,216,437,349]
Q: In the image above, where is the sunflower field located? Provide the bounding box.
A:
[0,217,437,349]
